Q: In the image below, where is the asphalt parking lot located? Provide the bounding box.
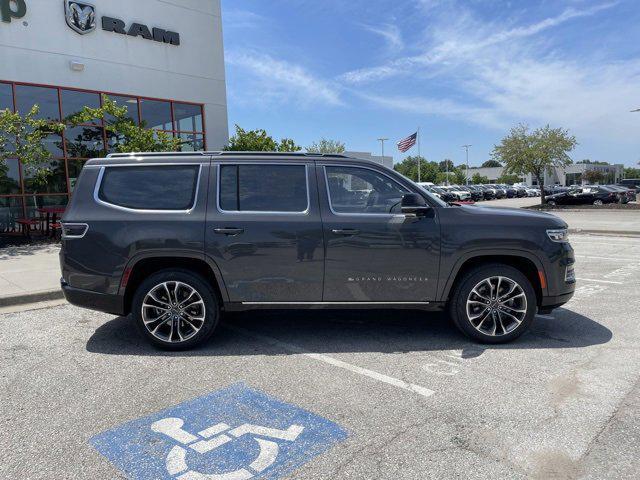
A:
[1,233,639,480]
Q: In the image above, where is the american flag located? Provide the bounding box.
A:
[397,132,417,153]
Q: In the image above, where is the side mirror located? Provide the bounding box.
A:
[401,193,430,216]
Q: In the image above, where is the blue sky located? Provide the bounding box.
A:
[221,0,640,167]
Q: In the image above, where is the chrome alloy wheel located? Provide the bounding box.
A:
[141,281,206,343]
[465,276,528,337]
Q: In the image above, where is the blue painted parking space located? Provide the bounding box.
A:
[90,383,348,480]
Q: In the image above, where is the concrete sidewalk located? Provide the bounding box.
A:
[0,244,63,307]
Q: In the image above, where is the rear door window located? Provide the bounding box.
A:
[98,165,200,210]
[219,164,309,213]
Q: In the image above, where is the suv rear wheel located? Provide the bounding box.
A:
[449,264,536,343]
[132,269,219,350]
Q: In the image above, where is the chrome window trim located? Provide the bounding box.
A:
[215,163,311,216]
[323,164,410,217]
[93,164,202,214]
[61,223,89,239]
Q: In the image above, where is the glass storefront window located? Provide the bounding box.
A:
[61,89,101,123]
[174,103,203,132]
[0,197,23,233]
[41,134,65,158]
[0,159,21,195]
[177,133,205,152]
[65,126,105,158]
[104,95,139,124]
[140,99,172,130]
[0,81,205,225]
[67,160,86,191]
[23,160,67,194]
[14,85,60,120]
[0,82,13,112]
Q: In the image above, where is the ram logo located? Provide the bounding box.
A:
[64,1,96,35]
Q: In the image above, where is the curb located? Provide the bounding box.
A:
[569,229,640,238]
[0,289,65,308]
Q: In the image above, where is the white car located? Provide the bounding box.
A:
[525,188,540,197]
[440,185,471,201]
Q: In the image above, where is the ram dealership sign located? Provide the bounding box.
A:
[64,1,180,45]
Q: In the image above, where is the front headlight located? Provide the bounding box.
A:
[547,228,569,243]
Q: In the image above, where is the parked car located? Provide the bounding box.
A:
[459,185,483,202]
[430,186,458,203]
[545,186,619,206]
[618,179,640,193]
[605,185,636,203]
[476,185,496,200]
[525,188,541,197]
[60,151,575,348]
[440,185,471,202]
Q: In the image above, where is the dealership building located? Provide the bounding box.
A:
[0,0,227,225]
[466,163,625,187]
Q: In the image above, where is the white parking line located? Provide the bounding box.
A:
[575,278,624,285]
[226,325,436,398]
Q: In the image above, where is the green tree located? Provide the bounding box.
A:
[225,125,301,152]
[306,138,345,154]
[623,167,640,178]
[576,159,609,165]
[472,173,490,184]
[481,160,502,168]
[439,159,455,172]
[582,170,606,184]
[492,124,577,204]
[497,173,522,185]
[436,168,467,185]
[0,105,66,187]
[70,95,181,153]
[394,156,439,183]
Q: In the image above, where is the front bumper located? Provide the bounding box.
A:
[61,280,126,316]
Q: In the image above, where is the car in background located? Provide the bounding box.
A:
[427,186,457,203]
[545,186,619,206]
[473,185,495,200]
[618,179,640,193]
[460,185,484,202]
[525,187,541,197]
[441,185,471,202]
[491,185,507,199]
[603,185,635,203]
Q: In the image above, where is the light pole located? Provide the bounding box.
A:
[462,145,472,186]
[377,138,389,160]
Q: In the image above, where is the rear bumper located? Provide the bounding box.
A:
[61,280,125,316]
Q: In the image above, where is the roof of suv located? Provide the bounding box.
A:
[85,151,386,168]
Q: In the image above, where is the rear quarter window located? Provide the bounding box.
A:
[98,165,200,210]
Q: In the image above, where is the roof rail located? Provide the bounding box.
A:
[106,151,350,159]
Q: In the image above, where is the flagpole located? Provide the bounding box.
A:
[417,127,421,183]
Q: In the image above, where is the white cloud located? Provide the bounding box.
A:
[341,1,640,150]
[340,2,619,85]
[358,23,404,53]
[223,10,266,29]
[226,51,343,107]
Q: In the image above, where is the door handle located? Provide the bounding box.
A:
[213,228,245,236]
[332,229,360,236]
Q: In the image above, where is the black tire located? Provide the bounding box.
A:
[593,199,603,206]
[547,200,556,206]
[448,264,537,344]
[132,269,220,350]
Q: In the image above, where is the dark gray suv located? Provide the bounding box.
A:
[60,152,576,349]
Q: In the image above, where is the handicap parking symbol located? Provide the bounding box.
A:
[90,383,348,480]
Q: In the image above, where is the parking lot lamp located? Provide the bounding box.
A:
[377,138,389,160]
[462,145,472,185]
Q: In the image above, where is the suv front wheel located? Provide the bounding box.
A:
[449,264,536,343]
[132,270,220,350]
